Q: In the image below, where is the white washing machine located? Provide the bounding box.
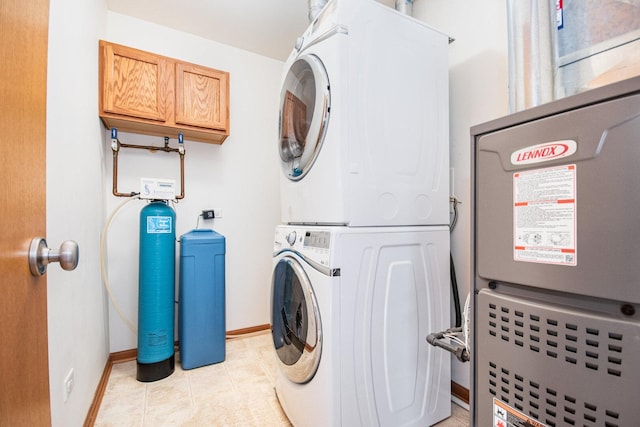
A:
[278,0,450,227]
[271,224,451,426]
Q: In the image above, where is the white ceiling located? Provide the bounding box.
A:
[106,0,311,61]
[106,0,397,61]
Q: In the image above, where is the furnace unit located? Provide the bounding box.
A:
[471,76,640,427]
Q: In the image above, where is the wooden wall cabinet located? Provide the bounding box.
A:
[99,40,229,144]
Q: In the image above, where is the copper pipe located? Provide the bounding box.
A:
[112,145,137,197]
[111,137,186,199]
[176,152,185,200]
[118,141,181,153]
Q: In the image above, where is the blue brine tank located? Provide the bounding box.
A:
[137,200,176,382]
[179,229,226,369]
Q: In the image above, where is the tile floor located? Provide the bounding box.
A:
[94,332,470,426]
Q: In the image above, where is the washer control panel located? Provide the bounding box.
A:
[303,231,330,250]
[274,226,332,267]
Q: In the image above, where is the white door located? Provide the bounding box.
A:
[278,54,331,180]
[271,254,322,384]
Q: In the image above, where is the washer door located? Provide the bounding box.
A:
[278,54,330,180]
[271,255,322,384]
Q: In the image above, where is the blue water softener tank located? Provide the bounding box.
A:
[179,229,226,369]
[137,201,176,382]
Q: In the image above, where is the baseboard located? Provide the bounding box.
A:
[451,381,470,404]
[83,324,271,426]
[109,348,137,364]
[226,323,270,336]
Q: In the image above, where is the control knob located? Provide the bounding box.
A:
[286,231,297,246]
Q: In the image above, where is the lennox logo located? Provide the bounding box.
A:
[511,140,577,165]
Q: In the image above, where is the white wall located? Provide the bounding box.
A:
[103,12,283,352]
[413,1,510,393]
[46,0,109,425]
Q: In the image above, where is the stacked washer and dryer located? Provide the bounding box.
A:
[270,1,452,426]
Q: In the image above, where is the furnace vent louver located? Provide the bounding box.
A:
[487,361,622,427]
[486,302,626,378]
[476,290,639,427]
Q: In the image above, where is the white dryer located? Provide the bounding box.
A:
[271,224,451,426]
[278,0,450,227]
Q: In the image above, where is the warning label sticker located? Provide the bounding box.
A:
[147,216,173,234]
[513,165,576,266]
[493,398,548,427]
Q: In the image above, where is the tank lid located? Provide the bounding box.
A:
[181,228,225,242]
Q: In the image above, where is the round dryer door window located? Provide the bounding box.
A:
[278,54,330,181]
[271,256,322,384]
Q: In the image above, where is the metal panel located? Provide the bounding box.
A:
[471,77,640,427]
[476,93,640,303]
[475,289,640,427]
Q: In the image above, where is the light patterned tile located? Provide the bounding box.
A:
[187,362,235,406]
[452,402,471,422]
[224,338,250,360]
[247,385,291,426]
[190,389,247,426]
[257,348,279,382]
[242,332,274,352]
[94,415,143,427]
[224,357,271,388]
[94,362,146,427]
[434,403,471,426]
[94,401,144,427]
[97,331,465,427]
[108,360,137,380]
[143,406,194,427]
[145,369,192,408]
[143,374,194,426]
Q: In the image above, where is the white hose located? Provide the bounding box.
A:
[395,0,413,16]
[100,196,142,334]
[308,0,328,22]
[463,292,471,355]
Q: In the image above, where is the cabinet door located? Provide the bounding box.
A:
[175,63,229,131]
[101,42,168,122]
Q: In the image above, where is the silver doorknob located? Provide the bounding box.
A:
[29,238,79,276]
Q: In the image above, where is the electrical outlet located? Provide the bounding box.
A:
[202,209,223,219]
[63,368,74,403]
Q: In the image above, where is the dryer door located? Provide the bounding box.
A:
[271,255,322,384]
[278,54,330,181]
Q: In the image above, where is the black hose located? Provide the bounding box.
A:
[451,253,461,328]
[426,327,469,363]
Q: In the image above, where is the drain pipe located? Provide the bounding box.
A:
[395,0,414,16]
[308,0,328,22]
